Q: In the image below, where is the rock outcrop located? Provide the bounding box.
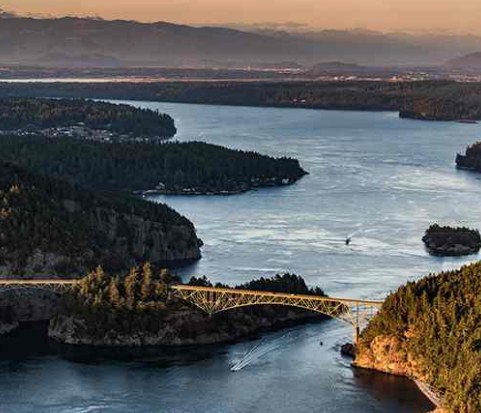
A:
[353,335,419,377]
[340,342,356,357]
[0,321,19,335]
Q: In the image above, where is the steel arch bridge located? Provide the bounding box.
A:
[170,285,383,343]
[0,280,383,343]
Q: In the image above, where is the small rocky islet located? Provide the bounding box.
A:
[456,141,481,173]
[422,224,481,256]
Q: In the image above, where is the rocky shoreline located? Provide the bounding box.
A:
[142,176,306,197]
[48,306,326,347]
[0,321,19,335]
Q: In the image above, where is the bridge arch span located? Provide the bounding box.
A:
[170,285,382,341]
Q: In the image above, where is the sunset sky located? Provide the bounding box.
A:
[3,0,480,34]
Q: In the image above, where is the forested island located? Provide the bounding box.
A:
[355,262,481,413]
[0,136,307,194]
[0,162,201,276]
[0,98,176,139]
[422,224,481,256]
[456,141,481,172]
[48,268,326,346]
[1,80,481,121]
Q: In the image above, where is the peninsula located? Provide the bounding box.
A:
[0,137,307,195]
[0,97,177,140]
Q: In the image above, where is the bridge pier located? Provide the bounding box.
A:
[355,326,360,345]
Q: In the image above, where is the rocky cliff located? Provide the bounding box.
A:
[0,290,61,335]
[49,305,324,347]
[353,335,419,377]
[0,207,201,277]
[87,205,201,266]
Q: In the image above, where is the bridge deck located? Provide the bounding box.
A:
[0,280,383,307]
[0,279,79,285]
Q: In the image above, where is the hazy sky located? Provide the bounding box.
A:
[4,0,480,34]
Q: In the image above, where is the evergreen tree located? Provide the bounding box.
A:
[108,276,121,307]
[124,267,139,308]
[140,262,153,301]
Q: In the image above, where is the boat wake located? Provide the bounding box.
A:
[230,331,316,372]
[230,336,284,372]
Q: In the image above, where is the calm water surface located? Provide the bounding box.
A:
[2,102,480,413]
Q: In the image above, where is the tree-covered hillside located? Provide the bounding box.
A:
[0,136,307,194]
[0,162,201,276]
[188,273,326,296]
[54,264,180,339]
[0,98,176,138]
[360,263,481,413]
[52,268,325,343]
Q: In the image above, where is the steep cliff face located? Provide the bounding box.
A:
[0,206,201,276]
[353,335,420,377]
[88,207,201,265]
[0,162,202,276]
[0,290,60,334]
[49,306,324,347]
[354,336,450,413]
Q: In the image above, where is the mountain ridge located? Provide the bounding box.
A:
[1,15,481,66]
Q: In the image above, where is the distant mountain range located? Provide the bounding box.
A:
[1,15,481,67]
[446,52,481,69]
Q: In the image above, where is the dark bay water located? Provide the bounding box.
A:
[2,102,480,413]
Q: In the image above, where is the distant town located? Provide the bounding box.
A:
[0,123,169,143]
[1,64,481,84]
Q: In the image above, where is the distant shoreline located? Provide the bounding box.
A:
[1,80,481,122]
[141,178,305,197]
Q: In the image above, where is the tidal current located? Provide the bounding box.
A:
[2,102,481,413]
